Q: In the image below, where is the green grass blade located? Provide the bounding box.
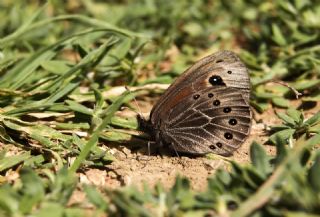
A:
[69,91,130,173]
[0,152,31,172]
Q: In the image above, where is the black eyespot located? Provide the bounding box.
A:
[224,132,233,140]
[209,75,225,86]
[193,94,200,100]
[209,145,216,150]
[216,59,223,63]
[213,100,220,106]
[216,142,222,148]
[229,119,237,125]
[227,201,238,210]
[208,93,214,98]
[223,107,232,113]
[227,70,232,74]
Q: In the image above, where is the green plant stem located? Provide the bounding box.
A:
[69,91,129,174]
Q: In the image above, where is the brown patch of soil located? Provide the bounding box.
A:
[81,107,279,192]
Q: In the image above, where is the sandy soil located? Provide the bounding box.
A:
[79,105,281,192]
[79,97,319,192]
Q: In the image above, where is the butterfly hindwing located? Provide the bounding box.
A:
[162,86,251,155]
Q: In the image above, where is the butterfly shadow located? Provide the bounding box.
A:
[122,134,218,160]
[121,135,175,158]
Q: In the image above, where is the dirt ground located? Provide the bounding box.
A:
[78,97,320,193]
[79,102,285,193]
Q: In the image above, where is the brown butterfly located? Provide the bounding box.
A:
[139,50,251,156]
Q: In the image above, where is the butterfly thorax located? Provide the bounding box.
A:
[137,115,157,139]
[137,114,165,148]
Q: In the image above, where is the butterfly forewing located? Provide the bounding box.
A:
[147,50,251,156]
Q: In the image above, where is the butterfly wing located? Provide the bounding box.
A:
[162,86,251,155]
[149,50,251,155]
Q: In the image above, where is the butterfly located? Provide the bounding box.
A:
[139,50,251,156]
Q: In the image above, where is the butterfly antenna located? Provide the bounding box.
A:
[125,86,144,118]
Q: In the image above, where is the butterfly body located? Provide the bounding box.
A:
[140,50,251,156]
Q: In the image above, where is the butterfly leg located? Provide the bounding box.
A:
[147,141,152,156]
[169,143,180,158]
[136,141,155,161]
[145,141,157,156]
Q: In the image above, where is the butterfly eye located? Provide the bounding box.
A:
[209,75,225,86]
[193,94,200,100]
[208,93,214,98]
[224,132,233,140]
[223,107,232,113]
[216,142,223,148]
[209,145,216,150]
[229,119,237,125]
[227,70,232,74]
[213,100,220,106]
[216,59,223,63]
